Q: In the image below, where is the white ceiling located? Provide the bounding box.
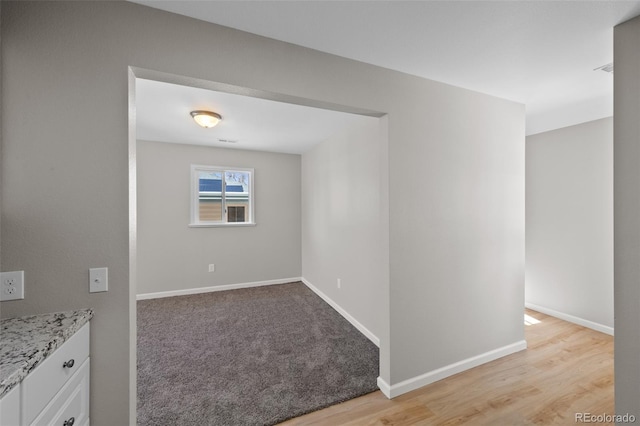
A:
[132,0,640,137]
[136,78,377,154]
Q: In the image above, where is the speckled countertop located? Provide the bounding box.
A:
[0,309,93,398]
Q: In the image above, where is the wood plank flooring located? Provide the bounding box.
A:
[280,309,613,425]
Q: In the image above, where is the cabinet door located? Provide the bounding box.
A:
[0,384,21,426]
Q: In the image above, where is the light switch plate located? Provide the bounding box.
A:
[89,267,108,293]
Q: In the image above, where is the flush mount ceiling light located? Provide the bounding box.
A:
[190,110,222,128]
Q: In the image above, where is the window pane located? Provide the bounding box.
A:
[227,206,246,222]
[225,171,250,222]
[198,171,223,222]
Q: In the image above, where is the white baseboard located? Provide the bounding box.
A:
[377,340,527,399]
[300,277,380,347]
[377,376,391,398]
[136,277,302,300]
[525,302,614,336]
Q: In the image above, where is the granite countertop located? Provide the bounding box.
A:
[0,309,93,398]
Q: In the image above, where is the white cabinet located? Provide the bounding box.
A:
[28,358,90,426]
[0,385,21,426]
[0,322,90,426]
[23,323,91,426]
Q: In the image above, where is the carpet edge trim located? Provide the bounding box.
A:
[525,302,614,335]
[136,277,303,300]
[301,277,381,348]
[379,339,527,399]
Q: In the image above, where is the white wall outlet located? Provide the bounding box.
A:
[0,271,25,301]
[89,267,108,293]
[208,264,215,272]
[337,278,341,289]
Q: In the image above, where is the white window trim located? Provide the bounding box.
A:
[189,164,256,227]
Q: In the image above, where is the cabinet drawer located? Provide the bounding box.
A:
[22,323,90,425]
[29,357,89,426]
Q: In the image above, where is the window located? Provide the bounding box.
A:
[190,165,255,227]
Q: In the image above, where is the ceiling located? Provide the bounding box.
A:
[132,0,640,137]
[136,78,377,154]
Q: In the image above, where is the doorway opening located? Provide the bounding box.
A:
[128,67,389,424]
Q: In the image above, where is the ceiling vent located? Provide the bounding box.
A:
[594,63,613,74]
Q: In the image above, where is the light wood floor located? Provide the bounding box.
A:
[280,309,613,425]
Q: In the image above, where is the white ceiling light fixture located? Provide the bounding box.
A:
[190,110,222,128]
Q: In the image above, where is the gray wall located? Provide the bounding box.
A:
[1,2,524,423]
[301,116,388,343]
[137,140,301,295]
[526,118,614,329]
[389,93,524,383]
[614,15,640,419]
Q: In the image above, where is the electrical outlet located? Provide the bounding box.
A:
[0,271,25,301]
[208,264,215,272]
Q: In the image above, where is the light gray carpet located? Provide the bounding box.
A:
[137,282,379,425]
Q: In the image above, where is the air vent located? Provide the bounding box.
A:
[594,63,613,74]
[217,139,238,144]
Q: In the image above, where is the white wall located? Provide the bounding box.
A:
[525,118,613,332]
[137,140,301,295]
[301,116,388,344]
[614,14,640,418]
[1,2,524,422]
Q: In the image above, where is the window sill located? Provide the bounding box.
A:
[188,222,257,228]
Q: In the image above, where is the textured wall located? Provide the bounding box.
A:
[614,14,640,419]
[388,88,525,382]
[301,117,388,343]
[137,140,301,295]
[526,118,613,329]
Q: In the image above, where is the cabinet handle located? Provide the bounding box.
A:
[63,417,75,426]
[63,359,75,368]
